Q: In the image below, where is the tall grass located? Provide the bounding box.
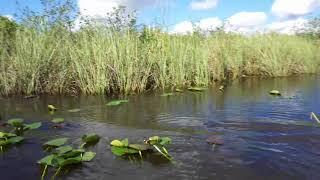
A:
[0,26,319,96]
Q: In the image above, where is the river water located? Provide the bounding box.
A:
[0,75,319,180]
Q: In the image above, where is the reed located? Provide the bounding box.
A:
[0,26,319,96]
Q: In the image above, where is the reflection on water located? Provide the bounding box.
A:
[0,75,320,180]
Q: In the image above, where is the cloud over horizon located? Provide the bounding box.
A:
[190,0,218,10]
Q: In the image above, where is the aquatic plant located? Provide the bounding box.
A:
[144,136,172,161]
[39,136,97,179]
[188,87,207,92]
[269,90,281,96]
[7,118,41,134]
[81,133,100,148]
[68,108,81,113]
[0,131,24,151]
[106,100,129,106]
[110,138,151,158]
[52,118,64,124]
[48,105,58,111]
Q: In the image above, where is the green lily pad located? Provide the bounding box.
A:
[43,138,68,148]
[48,104,58,111]
[38,154,57,166]
[128,144,150,151]
[82,134,100,144]
[24,122,42,130]
[68,108,81,113]
[110,140,124,147]
[161,93,174,97]
[52,118,65,124]
[0,132,17,138]
[7,136,24,144]
[106,100,129,106]
[60,156,82,167]
[56,145,73,154]
[60,149,85,159]
[121,138,129,147]
[7,118,24,127]
[175,89,183,92]
[159,137,172,146]
[187,87,206,92]
[82,151,96,162]
[111,146,139,156]
[269,90,281,96]
[0,140,10,146]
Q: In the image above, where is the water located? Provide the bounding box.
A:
[0,75,320,180]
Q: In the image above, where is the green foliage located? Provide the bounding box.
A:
[43,138,68,148]
[0,131,24,150]
[7,118,42,133]
[81,133,100,148]
[52,118,64,123]
[106,100,129,106]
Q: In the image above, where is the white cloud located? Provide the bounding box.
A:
[197,17,223,31]
[224,12,267,34]
[171,21,194,34]
[271,0,320,19]
[190,0,218,10]
[267,18,307,35]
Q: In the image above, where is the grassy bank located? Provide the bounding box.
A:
[0,26,319,96]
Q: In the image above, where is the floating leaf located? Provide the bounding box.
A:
[110,140,124,147]
[269,90,281,96]
[56,145,73,155]
[7,136,24,144]
[24,122,42,130]
[60,149,85,159]
[111,146,139,156]
[82,134,100,144]
[60,156,82,167]
[0,132,16,138]
[48,105,57,111]
[106,100,129,106]
[160,137,172,146]
[38,154,57,166]
[187,87,206,92]
[43,138,68,147]
[128,144,150,151]
[161,93,173,97]
[0,140,10,146]
[121,138,129,147]
[7,118,24,127]
[52,118,65,124]
[82,151,96,162]
[68,108,81,113]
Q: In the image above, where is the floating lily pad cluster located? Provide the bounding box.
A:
[0,131,24,151]
[110,136,172,161]
[38,134,99,179]
[7,118,41,134]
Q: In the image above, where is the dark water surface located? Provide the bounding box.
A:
[1,75,320,180]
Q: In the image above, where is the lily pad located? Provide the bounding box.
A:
[38,154,57,166]
[269,90,281,96]
[7,136,24,144]
[128,144,150,151]
[175,89,183,92]
[48,104,58,111]
[0,132,17,138]
[106,100,129,106]
[56,145,73,154]
[68,108,81,113]
[82,151,96,162]
[82,134,100,144]
[7,118,24,127]
[60,156,82,167]
[188,87,206,92]
[111,146,139,156]
[110,140,124,147]
[60,149,85,159]
[24,122,42,130]
[43,138,68,148]
[52,118,65,124]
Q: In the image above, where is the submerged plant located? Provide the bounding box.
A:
[0,131,24,151]
[7,118,41,134]
[106,100,129,106]
[110,138,150,159]
[39,136,97,179]
[144,136,172,161]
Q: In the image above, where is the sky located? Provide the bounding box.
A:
[1,0,320,34]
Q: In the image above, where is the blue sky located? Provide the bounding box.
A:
[1,0,319,34]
